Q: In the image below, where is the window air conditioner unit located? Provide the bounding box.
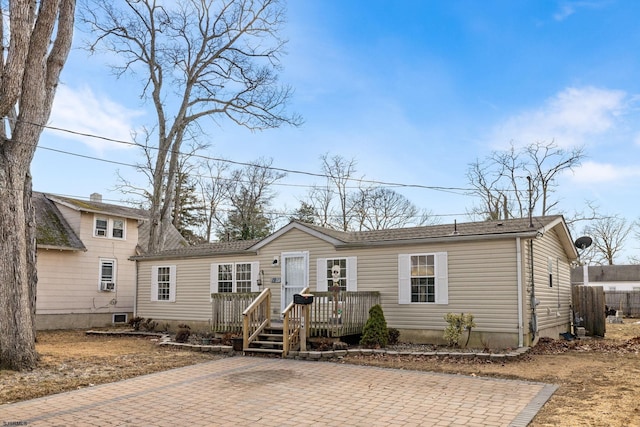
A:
[100,282,115,291]
[95,229,107,237]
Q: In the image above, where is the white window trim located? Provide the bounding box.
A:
[151,265,177,302]
[210,262,260,297]
[98,258,117,292]
[316,257,357,292]
[94,215,126,240]
[398,252,448,305]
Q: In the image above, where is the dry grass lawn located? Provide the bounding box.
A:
[1,321,639,426]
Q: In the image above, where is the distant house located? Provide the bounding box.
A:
[571,265,640,292]
[34,192,186,330]
[133,215,578,349]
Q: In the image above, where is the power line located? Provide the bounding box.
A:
[33,118,474,194]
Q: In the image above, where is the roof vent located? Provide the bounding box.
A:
[496,222,503,227]
[452,219,459,235]
[90,193,102,203]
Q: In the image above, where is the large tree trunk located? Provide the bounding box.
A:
[0,160,38,370]
[0,0,74,371]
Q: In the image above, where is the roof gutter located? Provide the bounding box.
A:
[37,245,87,252]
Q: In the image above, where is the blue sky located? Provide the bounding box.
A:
[33,1,640,254]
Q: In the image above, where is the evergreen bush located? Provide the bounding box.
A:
[360,304,389,348]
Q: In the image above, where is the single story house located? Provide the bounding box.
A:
[571,265,640,291]
[35,192,186,330]
[133,215,577,349]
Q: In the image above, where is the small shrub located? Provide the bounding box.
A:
[387,328,400,345]
[175,324,191,343]
[128,316,144,331]
[141,318,158,332]
[360,304,389,348]
[443,313,476,347]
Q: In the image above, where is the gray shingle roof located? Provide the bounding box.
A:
[291,215,563,245]
[136,220,190,254]
[135,215,569,261]
[34,192,86,251]
[36,192,187,254]
[132,239,260,260]
[47,194,148,220]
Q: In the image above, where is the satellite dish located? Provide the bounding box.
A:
[574,236,593,250]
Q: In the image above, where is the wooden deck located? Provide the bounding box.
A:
[211,290,380,353]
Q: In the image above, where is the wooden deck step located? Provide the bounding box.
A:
[251,340,284,348]
[243,347,283,355]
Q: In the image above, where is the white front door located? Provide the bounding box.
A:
[281,251,308,312]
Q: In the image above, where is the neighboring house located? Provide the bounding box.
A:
[571,265,640,291]
[133,215,577,349]
[34,192,186,330]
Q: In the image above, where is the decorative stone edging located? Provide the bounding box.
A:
[285,346,531,361]
[158,341,236,354]
[149,334,531,361]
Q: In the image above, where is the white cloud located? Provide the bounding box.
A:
[490,86,627,149]
[570,160,640,184]
[553,1,610,22]
[48,85,145,152]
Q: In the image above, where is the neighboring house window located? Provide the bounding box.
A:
[151,265,177,302]
[548,257,554,288]
[211,262,259,294]
[398,252,448,304]
[112,219,125,238]
[94,216,126,239]
[99,259,116,292]
[316,257,357,291]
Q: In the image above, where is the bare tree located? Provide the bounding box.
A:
[350,187,424,231]
[525,141,585,215]
[319,154,357,231]
[81,0,301,252]
[466,141,585,220]
[582,214,634,265]
[196,159,231,242]
[0,0,75,370]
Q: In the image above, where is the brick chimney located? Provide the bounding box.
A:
[90,193,102,203]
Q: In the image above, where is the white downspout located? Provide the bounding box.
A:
[516,237,524,348]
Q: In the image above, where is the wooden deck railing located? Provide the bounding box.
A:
[309,291,380,337]
[211,292,260,335]
[282,287,310,357]
[212,289,381,356]
[242,288,272,351]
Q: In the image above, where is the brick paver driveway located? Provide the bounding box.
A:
[0,357,556,426]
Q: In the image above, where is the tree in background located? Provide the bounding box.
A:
[582,214,634,265]
[466,141,584,220]
[299,154,433,231]
[217,158,285,240]
[82,0,301,253]
[289,201,316,224]
[350,186,435,231]
[196,159,231,242]
[0,0,75,370]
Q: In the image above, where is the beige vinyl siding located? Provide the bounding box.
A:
[256,228,338,313]
[36,211,138,320]
[529,228,573,338]
[347,239,520,334]
[259,231,521,334]
[137,254,259,321]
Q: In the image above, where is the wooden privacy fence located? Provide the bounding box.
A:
[605,291,640,317]
[572,285,605,337]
